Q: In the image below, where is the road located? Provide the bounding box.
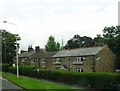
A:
[0,77,25,91]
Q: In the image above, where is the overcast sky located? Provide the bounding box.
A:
[0,0,119,51]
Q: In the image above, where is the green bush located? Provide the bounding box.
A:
[20,66,37,77]
[77,72,120,89]
[8,66,17,74]
[6,66,120,89]
[1,63,10,72]
[50,70,80,84]
[8,66,37,77]
[37,69,51,79]
[47,71,120,89]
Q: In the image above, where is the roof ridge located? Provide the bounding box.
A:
[61,45,105,51]
[53,45,107,57]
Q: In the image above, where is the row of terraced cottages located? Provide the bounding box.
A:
[13,45,116,72]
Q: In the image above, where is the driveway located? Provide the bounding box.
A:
[0,76,25,91]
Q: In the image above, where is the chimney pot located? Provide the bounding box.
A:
[35,46,40,52]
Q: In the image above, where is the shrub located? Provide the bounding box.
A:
[48,71,120,89]
[1,63,10,72]
[6,66,120,89]
[20,66,37,77]
[8,66,17,74]
[50,70,80,84]
[8,66,37,77]
[77,72,120,89]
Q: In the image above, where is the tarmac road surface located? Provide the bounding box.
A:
[0,76,25,91]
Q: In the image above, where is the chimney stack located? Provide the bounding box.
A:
[28,45,34,52]
[35,46,40,53]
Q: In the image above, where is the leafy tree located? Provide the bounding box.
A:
[102,26,120,68]
[81,36,95,47]
[56,42,60,51]
[64,34,95,49]
[94,34,105,46]
[1,29,20,65]
[45,36,60,52]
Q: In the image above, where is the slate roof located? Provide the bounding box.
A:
[30,50,44,59]
[18,51,36,58]
[44,51,57,58]
[30,51,57,59]
[53,46,106,58]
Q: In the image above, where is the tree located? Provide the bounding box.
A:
[102,25,120,68]
[56,42,60,51]
[45,36,60,52]
[64,34,95,49]
[1,29,20,65]
[81,36,95,47]
[94,34,105,46]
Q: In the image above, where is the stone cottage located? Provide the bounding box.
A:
[16,45,116,72]
[52,45,116,72]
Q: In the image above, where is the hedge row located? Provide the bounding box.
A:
[1,64,120,89]
[0,63,10,72]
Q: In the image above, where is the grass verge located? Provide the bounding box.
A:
[0,72,2,76]
[2,72,73,91]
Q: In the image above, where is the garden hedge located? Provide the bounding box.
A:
[2,65,120,89]
[0,63,10,72]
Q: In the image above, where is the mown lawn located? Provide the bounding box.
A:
[2,72,73,91]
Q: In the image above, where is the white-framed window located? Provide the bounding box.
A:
[41,58,46,63]
[31,60,35,64]
[55,58,61,62]
[76,57,85,62]
[53,58,61,64]
[73,57,85,64]
[75,68,83,72]
[42,66,46,69]
[30,60,35,66]
[22,59,25,62]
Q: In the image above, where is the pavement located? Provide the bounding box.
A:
[0,76,25,91]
